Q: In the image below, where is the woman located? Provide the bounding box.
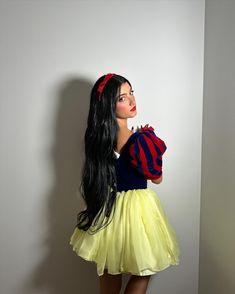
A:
[70,73,179,294]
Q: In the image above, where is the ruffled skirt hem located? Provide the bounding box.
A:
[70,188,180,276]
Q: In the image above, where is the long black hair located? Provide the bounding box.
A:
[76,74,131,233]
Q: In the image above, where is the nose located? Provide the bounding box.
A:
[129,95,135,105]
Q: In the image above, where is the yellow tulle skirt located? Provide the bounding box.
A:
[70,188,180,276]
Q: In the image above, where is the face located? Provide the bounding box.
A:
[115,82,137,119]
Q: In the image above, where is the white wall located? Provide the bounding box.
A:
[199,1,235,293]
[0,1,204,294]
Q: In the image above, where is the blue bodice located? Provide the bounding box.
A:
[114,126,167,192]
[115,149,147,192]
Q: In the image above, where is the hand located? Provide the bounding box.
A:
[151,175,163,184]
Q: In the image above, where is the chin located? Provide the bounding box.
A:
[129,111,137,118]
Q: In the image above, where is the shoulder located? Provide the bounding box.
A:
[131,124,159,137]
[128,124,155,142]
[129,124,167,154]
[126,124,167,179]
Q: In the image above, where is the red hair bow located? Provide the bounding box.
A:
[97,73,115,99]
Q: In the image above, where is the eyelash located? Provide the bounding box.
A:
[118,90,134,102]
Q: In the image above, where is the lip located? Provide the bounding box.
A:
[130,106,136,112]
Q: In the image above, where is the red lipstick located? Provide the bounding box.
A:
[130,106,136,111]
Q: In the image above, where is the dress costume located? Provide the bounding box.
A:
[70,126,179,276]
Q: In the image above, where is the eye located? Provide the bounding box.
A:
[130,90,134,95]
[118,95,126,102]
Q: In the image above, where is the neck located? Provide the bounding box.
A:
[117,118,129,131]
[116,118,133,153]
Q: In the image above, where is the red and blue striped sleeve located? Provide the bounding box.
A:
[129,126,167,180]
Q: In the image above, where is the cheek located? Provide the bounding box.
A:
[115,103,128,115]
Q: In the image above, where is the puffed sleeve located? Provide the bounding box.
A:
[128,126,167,179]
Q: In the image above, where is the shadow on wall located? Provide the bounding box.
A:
[27,77,99,293]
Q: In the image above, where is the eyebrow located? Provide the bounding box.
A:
[118,88,133,97]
